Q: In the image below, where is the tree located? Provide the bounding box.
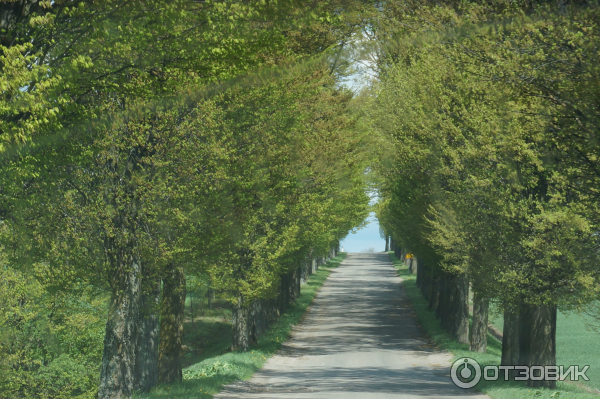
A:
[370,1,600,388]
[1,1,375,397]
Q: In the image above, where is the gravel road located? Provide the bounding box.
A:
[215,252,489,399]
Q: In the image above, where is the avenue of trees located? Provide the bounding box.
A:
[3,0,600,398]
[374,0,600,390]
[0,1,373,398]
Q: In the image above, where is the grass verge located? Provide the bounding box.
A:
[387,251,599,399]
[137,253,346,399]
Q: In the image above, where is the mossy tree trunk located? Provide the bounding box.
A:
[435,273,448,319]
[134,268,160,392]
[99,255,141,399]
[301,261,308,284]
[439,272,469,345]
[470,289,489,353]
[249,299,268,346]
[232,295,249,351]
[294,267,301,299]
[279,274,288,315]
[158,264,186,384]
[501,308,520,379]
[416,257,426,290]
[428,275,440,310]
[287,269,298,303]
[518,303,532,368]
[527,304,557,389]
[409,257,417,274]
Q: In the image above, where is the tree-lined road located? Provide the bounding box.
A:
[216,253,488,399]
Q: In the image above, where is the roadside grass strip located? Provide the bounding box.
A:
[137,253,346,399]
[388,252,599,399]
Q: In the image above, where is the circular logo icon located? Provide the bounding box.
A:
[450,357,482,388]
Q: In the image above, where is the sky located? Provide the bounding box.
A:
[339,212,386,253]
[338,50,382,253]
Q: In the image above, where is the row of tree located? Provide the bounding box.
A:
[372,0,600,390]
[0,1,373,398]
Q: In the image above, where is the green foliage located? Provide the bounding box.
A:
[0,1,372,397]
[372,0,600,312]
[0,245,106,398]
[196,73,369,303]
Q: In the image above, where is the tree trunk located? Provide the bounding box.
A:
[441,272,469,345]
[232,296,249,351]
[190,290,194,326]
[421,264,432,302]
[428,275,440,310]
[158,264,186,384]
[248,299,268,346]
[134,267,160,392]
[409,257,417,274]
[295,267,301,298]
[290,269,296,302]
[208,284,213,310]
[98,255,142,399]
[518,303,532,368]
[301,261,308,285]
[416,257,425,289]
[527,304,557,389]
[267,297,280,325]
[385,235,389,252]
[470,290,489,353]
[436,273,448,319]
[279,273,289,314]
[501,308,520,380]
[288,268,300,302]
[248,301,258,346]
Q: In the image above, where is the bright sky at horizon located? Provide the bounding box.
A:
[339,212,386,253]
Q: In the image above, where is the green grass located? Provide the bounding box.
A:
[387,252,599,399]
[555,312,600,393]
[136,253,346,399]
[180,299,233,370]
[489,305,600,394]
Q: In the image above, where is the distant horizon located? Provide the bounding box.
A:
[339,212,386,253]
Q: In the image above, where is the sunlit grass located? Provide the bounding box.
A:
[489,304,600,393]
[136,253,346,399]
[388,252,599,399]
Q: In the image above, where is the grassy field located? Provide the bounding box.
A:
[488,306,600,393]
[388,252,600,399]
[136,253,346,399]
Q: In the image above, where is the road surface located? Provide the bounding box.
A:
[215,252,488,399]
